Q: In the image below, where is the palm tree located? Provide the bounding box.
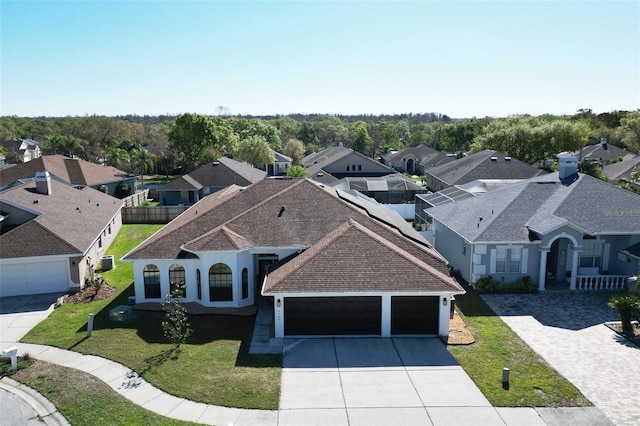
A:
[286,165,309,178]
[107,147,130,169]
[608,295,640,335]
[130,148,156,189]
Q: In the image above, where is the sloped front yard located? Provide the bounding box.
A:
[20,225,281,410]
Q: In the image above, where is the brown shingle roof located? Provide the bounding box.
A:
[0,179,122,258]
[0,155,130,188]
[263,219,459,293]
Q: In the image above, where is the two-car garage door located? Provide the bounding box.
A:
[0,260,70,297]
[284,296,439,336]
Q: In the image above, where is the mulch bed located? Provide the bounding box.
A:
[604,321,640,347]
[442,311,475,345]
[62,284,117,304]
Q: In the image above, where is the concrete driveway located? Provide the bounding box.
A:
[280,337,534,426]
[0,293,61,345]
[482,292,640,426]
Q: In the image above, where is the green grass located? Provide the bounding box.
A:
[21,224,281,410]
[448,286,591,407]
[12,360,200,426]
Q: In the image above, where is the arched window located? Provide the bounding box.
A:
[242,268,249,299]
[143,264,161,299]
[169,264,186,297]
[209,263,232,301]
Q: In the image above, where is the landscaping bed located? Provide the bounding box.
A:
[604,321,640,347]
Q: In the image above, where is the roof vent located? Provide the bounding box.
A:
[504,156,511,161]
[490,156,498,161]
[278,206,285,217]
[212,161,220,166]
[317,172,324,177]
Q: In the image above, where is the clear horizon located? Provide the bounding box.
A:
[1,1,638,119]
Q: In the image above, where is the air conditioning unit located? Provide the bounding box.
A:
[101,255,115,271]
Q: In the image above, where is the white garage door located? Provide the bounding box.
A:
[0,260,70,297]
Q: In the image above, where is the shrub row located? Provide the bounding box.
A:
[473,275,537,293]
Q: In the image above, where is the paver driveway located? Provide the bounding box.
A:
[482,291,640,426]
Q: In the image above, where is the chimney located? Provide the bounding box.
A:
[558,157,578,181]
[35,171,52,195]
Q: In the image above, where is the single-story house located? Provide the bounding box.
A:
[381,145,454,175]
[158,157,266,206]
[303,144,396,184]
[424,158,640,291]
[0,138,42,163]
[0,172,123,297]
[558,139,633,166]
[424,150,546,192]
[603,153,640,190]
[123,178,464,338]
[0,154,135,198]
[255,152,292,176]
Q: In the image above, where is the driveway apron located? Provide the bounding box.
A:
[279,337,504,426]
[482,292,640,426]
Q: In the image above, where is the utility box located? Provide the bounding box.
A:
[127,296,136,305]
[109,305,133,323]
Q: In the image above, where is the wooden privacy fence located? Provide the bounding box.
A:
[122,206,188,224]
[122,190,150,207]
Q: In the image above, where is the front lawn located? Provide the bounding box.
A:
[448,286,591,407]
[21,224,281,410]
[12,360,199,425]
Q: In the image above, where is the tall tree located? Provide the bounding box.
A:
[130,147,156,189]
[351,121,372,154]
[282,138,305,165]
[617,111,640,152]
[230,118,281,151]
[236,135,274,165]
[168,113,238,172]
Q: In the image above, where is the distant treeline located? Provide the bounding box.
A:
[1,109,638,175]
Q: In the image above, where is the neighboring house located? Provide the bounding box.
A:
[123,178,464,338]
[158,157,266,206]
[382,145,454,175]
[424,158,640,292]
[0,138,42,163]
[330,174,426,219]
[0,172,123,297]
[425,150,546,192]
[558,140,633,166]
[255,152,292,176]
[303,144,396,183]
[414,179,523,230]
[603,153,640,188]
[0,155,135,198]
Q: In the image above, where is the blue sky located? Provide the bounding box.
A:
[1,1,638,118]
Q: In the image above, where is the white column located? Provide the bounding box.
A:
[381,294,391,337]
[274,297,284,338]
[439,295,451,337]
[538,248,549,292]
[570,247,581,291]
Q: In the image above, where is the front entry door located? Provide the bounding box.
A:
[256,255,279,296]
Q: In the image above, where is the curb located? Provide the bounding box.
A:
[0,376,70,426]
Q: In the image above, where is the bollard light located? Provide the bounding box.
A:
[502,367,510,390]
[87,313,95,337]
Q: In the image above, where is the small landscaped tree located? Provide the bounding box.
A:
[161,282,192,349]
[608,294,640,336]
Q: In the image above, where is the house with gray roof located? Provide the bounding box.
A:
[558,140,633,166]
[603,153,640,190]
[0,154,135,198]
[381,145,454,175]
[0,172,123,297]
[303,144,396,183]
[0,138,42,163]
[255,151,292,176]
[157,157,266,206]
[424,150,546,192]
[123,178,464,338]
[424,158,640,291]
